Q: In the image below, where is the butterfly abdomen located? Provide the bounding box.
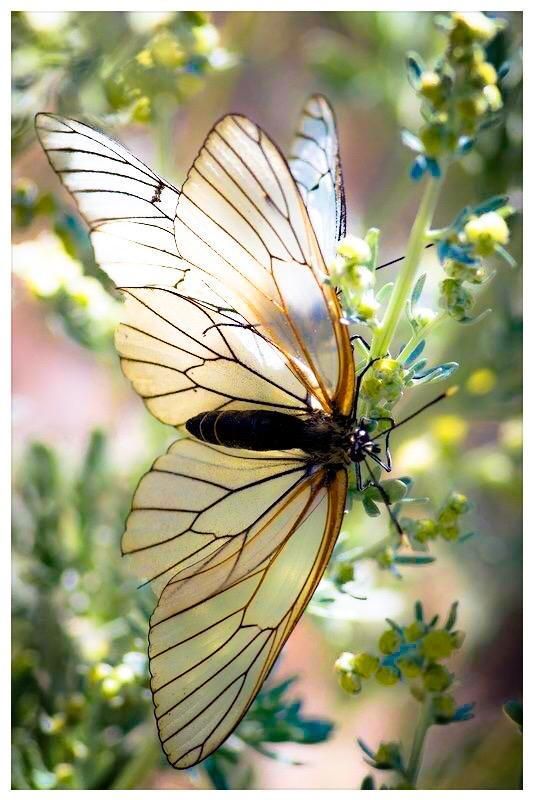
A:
[185,409,337,453]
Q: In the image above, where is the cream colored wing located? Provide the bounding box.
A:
[289,94,346,267]
[116,286,311,426]
[123,436,312,597]
[148,466,347,767]
[174,114,354,416]
[35,113,185,287]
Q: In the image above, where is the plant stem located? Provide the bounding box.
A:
[340,530,399,563]
[154,99,174,178]
[371,175,445,359]
[405,695,433,788]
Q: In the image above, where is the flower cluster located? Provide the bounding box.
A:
[403,12,507,180]
[434,196,514,322]
[404,491,471,544]
[329,231,380,327]
[335,602,473,723]
[13,231,119,350]
[105,12,234,123]
[339,603,475,788]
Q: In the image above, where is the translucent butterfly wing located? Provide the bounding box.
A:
[116,286,310,427]
[289,95,346,267]
[174,114,354,416]
[123,437,316,597]
[35,113,185,287]
[148,464,347,767]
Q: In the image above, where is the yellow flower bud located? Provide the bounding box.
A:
[379,629,401,655]
[55,763,74,783]
[338,671,362,694]
[433,693,456,719]
[135,49,153,68]
[473,60,498,86]
[421,630,455,661]
[423,664,453,692]
[352,652,380,678]
[334,651,357,674]
[336,234,372,265]
[151,32,185,68]
[405,621,426,642]
[431,415,468,447]
[398,658,423,678]
[464,211,509,255]
[483,84,503,112]
[452,12,500,44]
[131,96,151,123]
[375,665,400,686]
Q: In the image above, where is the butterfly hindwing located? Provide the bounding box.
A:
[148,464,347,768]
[289,94,346,267]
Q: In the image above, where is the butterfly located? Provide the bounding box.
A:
[36,96,425,768]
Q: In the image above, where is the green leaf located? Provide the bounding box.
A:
[444,601,459,631]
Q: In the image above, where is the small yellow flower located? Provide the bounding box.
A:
[352,652,380,678]
[433,693,456,719]
[483,84,503,112]
[151,32,185,68]
[404,621,425,643]
[473,60,498,86]
[336,234,372,265]
[131,96,151,123]
[467,368,496,395]
[375,666,400,686]
[192,23,219,54]
[421,630,455,661]
[452,12,500,44]
[338,671,362,694]
[334,651,357,674]
[379,629,401,655]
[135,49,153,68]
[431,415,468,447]
[464,211,509,255]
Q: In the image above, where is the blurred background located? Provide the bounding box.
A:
[12,10,522,790]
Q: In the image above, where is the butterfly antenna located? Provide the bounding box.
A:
[376,242,434,271]
[371,386,458,442]
[365,461,410,547]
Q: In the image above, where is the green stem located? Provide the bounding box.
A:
[340,530,398,564]
[154,99,174,178]
[405,696,433,788]
[371,175,445,359]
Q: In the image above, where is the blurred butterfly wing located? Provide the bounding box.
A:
[174,114,354,416]
[289,95,346,267]
[148,465,347,768]
[35,113,185,287]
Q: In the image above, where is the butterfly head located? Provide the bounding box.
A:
[349,422,382,464]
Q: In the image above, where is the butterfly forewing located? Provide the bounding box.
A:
[35,114,185,288]
[174,114,354,415]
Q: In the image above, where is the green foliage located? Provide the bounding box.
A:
[12,11,233,155]
[351,602,475,789]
